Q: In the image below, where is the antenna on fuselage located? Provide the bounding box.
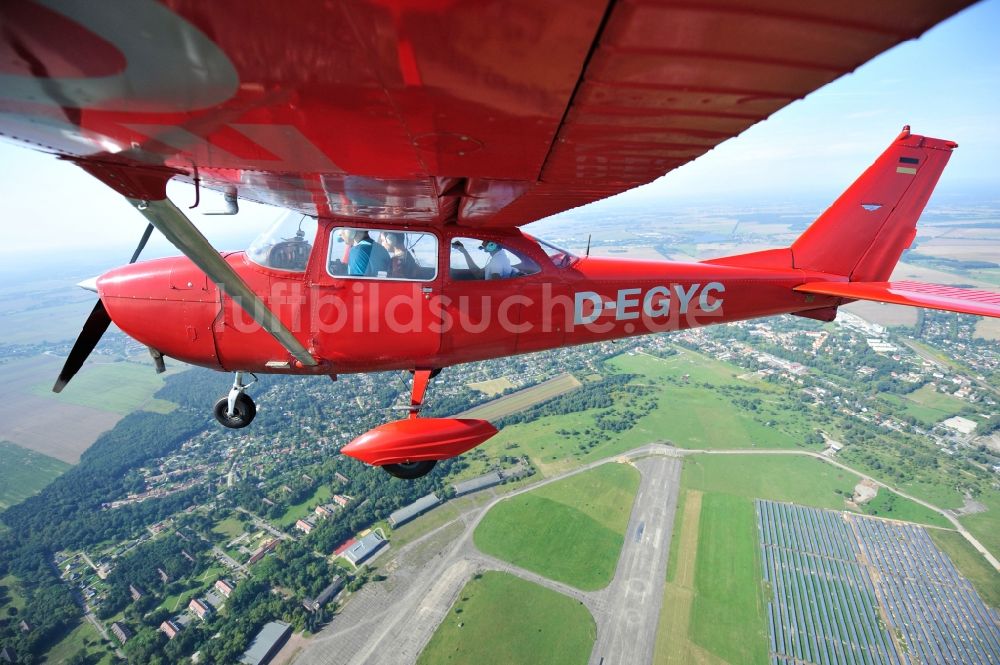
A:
[585,234,591,257]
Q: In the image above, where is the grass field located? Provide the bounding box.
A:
[212,516,246,541]
[885,384,968,426]
[0,574,26,613]
[467,377,516,396]
[0,441,70,511]
[0,355,122,463]
[474,463,639,590]
[277,484,332,528]
[974,317,1000,340]
[928,529,1000,609]
[607,351,804,450]
[654,490,728,665]
[458,373,581,421]
[653,453,973,665]
[477,350,813,477]
[682,454,950,528]
[417,571,596,665]
[959,490,1000,566]
[30,360,179,415]
[42,619,116,664]
[690,494,768,665]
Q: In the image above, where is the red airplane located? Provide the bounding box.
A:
[1,1,996,479]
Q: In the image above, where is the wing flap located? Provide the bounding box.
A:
[794,281,1000,319]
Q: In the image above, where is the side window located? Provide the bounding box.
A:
[328,228,437,281]
[449,237,540,281]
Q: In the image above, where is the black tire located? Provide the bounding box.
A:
[382,460,436,480]
[213,393,256,429]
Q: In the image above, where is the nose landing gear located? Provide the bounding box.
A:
[214,371,257,429]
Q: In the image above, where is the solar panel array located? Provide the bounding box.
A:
[855,518,1000,664]
[756,500,1000,665]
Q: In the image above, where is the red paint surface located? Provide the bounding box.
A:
[795,281,1000,319]
[340,418,499,465]
[0,1,973,226]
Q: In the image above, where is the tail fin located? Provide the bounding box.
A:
[710,127,956,280]
[791,126,956,280]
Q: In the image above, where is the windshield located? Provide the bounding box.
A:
[247,213,318,272]
[528,235,577,268]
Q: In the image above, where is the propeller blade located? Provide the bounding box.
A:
[129,223,155,264]
[52,300,112,393]
[54,223,156,393]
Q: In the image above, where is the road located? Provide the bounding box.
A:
[237,507,294,541]
[293,445,684,665]
[212,545,247,575]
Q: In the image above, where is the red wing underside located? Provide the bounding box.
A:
[0,0,974,226]
[795,281,1000,319]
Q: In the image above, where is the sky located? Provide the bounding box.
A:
[0,0,997,264]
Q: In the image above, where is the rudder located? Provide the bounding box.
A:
[790,126,956,281]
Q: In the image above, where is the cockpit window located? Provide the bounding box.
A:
[247,214,318,272]
[449,237,540,280]
[328,228,438,281]
[529,235,577,268]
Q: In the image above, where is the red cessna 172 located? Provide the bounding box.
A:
[2,1,998,479]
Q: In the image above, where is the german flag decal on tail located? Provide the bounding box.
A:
[897,156,919,175]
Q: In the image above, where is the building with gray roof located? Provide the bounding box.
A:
[342,531,387,566]
[453,471,503,496]
[388,492,441,527]
[303,576,344,612]
[240,621,291,665]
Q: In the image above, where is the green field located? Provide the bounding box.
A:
[30,361,178,415]
[467,377,516,396]
[0,574,26,613]
[477,349,815,477]
[690,494,768,665]
[474,463,639,590]
[459,373,582,421]
[959,490,1000,566]
[212,516,246,541]
[927,529,1000,609]
[277,484,332,528]
[886,384,969,425]
[682,454,950,528]
[653,453,967,664]
[0,441,71,511]
[608,352,801,450]
[417,571,595,665]
[42,619,117,664]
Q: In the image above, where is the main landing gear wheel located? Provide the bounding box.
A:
[382,460,436,480]
[214,392,256,428]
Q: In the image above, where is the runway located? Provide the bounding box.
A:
[293,445,685,665]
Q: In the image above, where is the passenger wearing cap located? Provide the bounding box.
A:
[451,239,513,279]
[341,228,390,277]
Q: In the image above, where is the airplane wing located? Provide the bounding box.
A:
[0,0,975,227]
[794,281,1000,319]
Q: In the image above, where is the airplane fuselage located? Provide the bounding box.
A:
[97,224,840,376]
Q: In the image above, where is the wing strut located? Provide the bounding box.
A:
[128,197,319,367]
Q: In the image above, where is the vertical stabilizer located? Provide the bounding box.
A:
[790,127,956,281]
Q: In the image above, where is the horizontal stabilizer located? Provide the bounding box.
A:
[794,281,1000,319]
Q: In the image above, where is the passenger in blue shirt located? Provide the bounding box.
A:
[342,229,391,276]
